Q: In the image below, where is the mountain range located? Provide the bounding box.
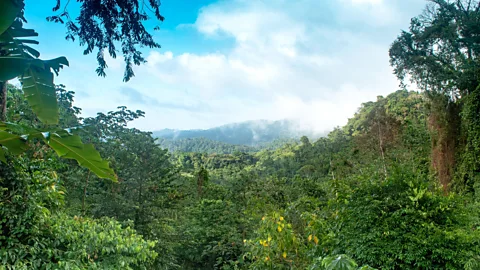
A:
[152,119,324,146]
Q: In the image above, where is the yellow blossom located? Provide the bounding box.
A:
[282,252,287,259]
[277,226,282,232]
[280,216,284,221]
[313,236,319,245]
[308,234,312,242]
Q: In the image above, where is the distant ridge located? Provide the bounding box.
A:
[152,119,324,147]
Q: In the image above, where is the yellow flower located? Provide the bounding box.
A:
[267,236,272,242]
[282,252,287,259]
[279,216,284,221]
[243,239,247,243]
[265,256,270,261]
[308,234,312,242]
[313,236,319,245]
[277,226,282,232]
[262,216,265,221]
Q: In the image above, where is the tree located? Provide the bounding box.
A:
[389,0,480,191]
[59,107,181,268]
[47,0,165,81]
[390,0,479,98]
[0,0,164,180]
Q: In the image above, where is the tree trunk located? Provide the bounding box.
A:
[428,94,459,194]
[0,81,7,121]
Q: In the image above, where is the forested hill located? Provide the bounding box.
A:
[152,119,324,146]
[156,137,298,154]
[156,89,480,269]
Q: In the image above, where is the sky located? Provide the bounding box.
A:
[23,0,427,133]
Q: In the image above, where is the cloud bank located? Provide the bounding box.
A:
[69,0,426,132]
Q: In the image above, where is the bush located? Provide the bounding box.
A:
[328,167,480,269]
[0,158,157,269]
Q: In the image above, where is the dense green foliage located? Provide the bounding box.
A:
[157,137,298,154]
[4,88,480,269]
[2,0,480,269]
[157,137,258,154]
[156,89,480,270]
[0,87,159,269]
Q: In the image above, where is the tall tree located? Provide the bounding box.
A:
[389,0,480,191]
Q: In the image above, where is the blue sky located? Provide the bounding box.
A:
[23,0,426,132]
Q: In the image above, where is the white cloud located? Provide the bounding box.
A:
[114,0,427,132]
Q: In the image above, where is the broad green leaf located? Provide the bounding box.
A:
[0,0,22,35]
[1,46,37,59]
[0,26,39,58]
[4,26,37,38]
[0,121,38,134]
[22,44,40,58]
[0,56,30,81]
[322,255,358,270]
[44,57,69,75]
[47,133,117,181]
[0,130,27,156]
[45,56,69,67]
[20,66,59,124]
[0,147,5,162]
[0,124,115,181]
[7,39,39,45]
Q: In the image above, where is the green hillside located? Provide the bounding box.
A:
[152,119,323,146]
[156,137,299,154]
